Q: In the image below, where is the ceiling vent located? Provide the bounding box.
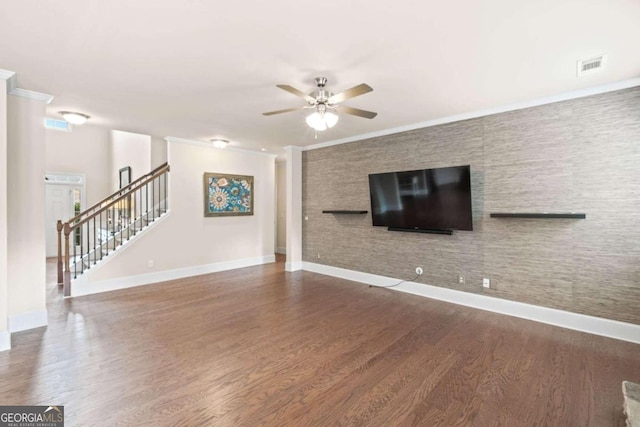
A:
[577,55,606,77]
[44,118,72,132]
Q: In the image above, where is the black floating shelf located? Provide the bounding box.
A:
[388,227,453,235]
[322,210,368,214]
[490,213,586,219]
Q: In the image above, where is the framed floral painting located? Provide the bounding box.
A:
[203,173,254,217]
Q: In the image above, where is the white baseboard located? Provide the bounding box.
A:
[285,261,302,272]
[8,310,48,333]
[302,262,640,344]
[0,331,10,352]
[276,246,287,254]
[71,255,276,297]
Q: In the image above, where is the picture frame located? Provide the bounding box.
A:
[119,166,131,189]
[203,173,254,217]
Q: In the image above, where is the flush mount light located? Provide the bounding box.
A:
[210,139,229,149]
[59,111,90,125]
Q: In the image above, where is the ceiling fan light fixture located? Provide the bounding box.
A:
[264,77,375,133]
[210,139,229,149]
[306,112,327,131]
[324,111,339,128]
[59,111,90,125]
[306,110,338,131]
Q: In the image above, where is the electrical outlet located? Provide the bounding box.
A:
[147,259,154,268]
[458,275,465,285]
[415,267,423,275]
[317,253,321,259]
[483,278,491,288]
[305,216,309,221]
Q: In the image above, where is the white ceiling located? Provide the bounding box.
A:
[1,0,639,153]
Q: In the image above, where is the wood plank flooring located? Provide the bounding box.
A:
[1,256,639,426]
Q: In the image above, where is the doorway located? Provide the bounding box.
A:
[45,174,85,258]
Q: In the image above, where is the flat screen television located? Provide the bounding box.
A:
[368,165,473,231]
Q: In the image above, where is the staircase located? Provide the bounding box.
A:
[57,163,170,296]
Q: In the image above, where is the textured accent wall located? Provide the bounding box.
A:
[302,87,640,324]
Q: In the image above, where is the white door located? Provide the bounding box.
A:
[45,184,77,257]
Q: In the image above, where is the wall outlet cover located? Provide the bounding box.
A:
[483,278,491,288]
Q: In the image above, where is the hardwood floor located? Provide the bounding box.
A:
[1,256,639,426]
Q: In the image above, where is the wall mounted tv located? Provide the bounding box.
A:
[368,165,473,232]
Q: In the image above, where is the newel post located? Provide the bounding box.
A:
[57,220,63,285]
[63,223,71,297]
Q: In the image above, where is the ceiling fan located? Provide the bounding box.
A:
[263,77,377,131]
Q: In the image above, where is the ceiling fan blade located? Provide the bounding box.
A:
[328,84,373,104]
[276,85,317,104]
[262,106,305,116]
[338,105,378,119]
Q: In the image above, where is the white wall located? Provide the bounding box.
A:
[285,147,302,271]
[45,124,111,206]
[7,95,46,323]
[81,140,275,288]
[46,128,159,206]
[276,161,286,254]
[0,79,8,345]
[110,130,151,191]
[150,136,168,168]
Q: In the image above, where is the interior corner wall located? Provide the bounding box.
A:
[45,124,111,206]
[302,86,640,325]
[7,95,46,318]
[110,130,151,191]
[285,148,302,271]
[87,141,275,283]
[150,136,168,168]
[276,161,287,253]
[0,80,8,335]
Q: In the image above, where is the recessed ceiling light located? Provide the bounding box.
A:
[210,139,229,149]
[59,111,90,125]
[261,148,267,152]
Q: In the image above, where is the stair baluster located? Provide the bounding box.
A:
[59,163,170,296]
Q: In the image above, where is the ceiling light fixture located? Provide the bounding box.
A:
[59,111,90,125]
[210,139,229,149]
[305,105,338,132]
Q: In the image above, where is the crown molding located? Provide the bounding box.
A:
[0,69,16,80]
[0,69,54,103]
[9,87,54,104]
[165,136,277,158]
[282,145,304,151]
[303,77,640,151]
[6,74,17,92]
